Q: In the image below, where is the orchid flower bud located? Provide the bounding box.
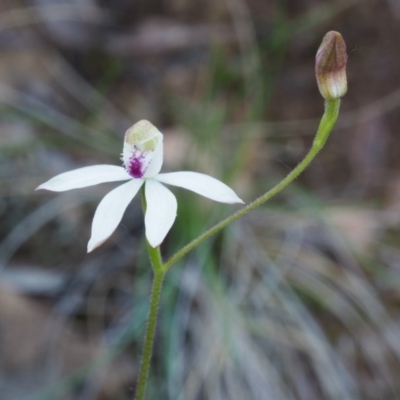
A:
[315,31,348,100]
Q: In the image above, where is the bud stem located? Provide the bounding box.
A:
[314,99,340,148]
[164,98,341,272]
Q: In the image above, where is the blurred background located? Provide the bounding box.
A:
[1,0,400,399]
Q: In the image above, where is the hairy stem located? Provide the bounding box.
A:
[135,187,166,400]
[134,269,165,400]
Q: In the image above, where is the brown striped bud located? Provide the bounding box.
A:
[315,31,348,100]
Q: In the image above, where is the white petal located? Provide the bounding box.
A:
[143,134,163,178]
[87,179,144,252]
[144,180,177,248]
[155,172,244,204]
[37,165,131,192]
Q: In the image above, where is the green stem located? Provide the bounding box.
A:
[135,186,166,400]
[134,269,165,400]
[164,99,340,271]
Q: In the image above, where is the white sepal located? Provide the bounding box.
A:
[144,179,177,248]
[87,179,144,252]
[155,171,244,204]
[36,165,131,192]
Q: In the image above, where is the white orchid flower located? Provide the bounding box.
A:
[37,120,244,252]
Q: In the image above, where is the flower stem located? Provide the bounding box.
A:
[134,268,165,400]
[164,99,340,271]
[135,186,166,400]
